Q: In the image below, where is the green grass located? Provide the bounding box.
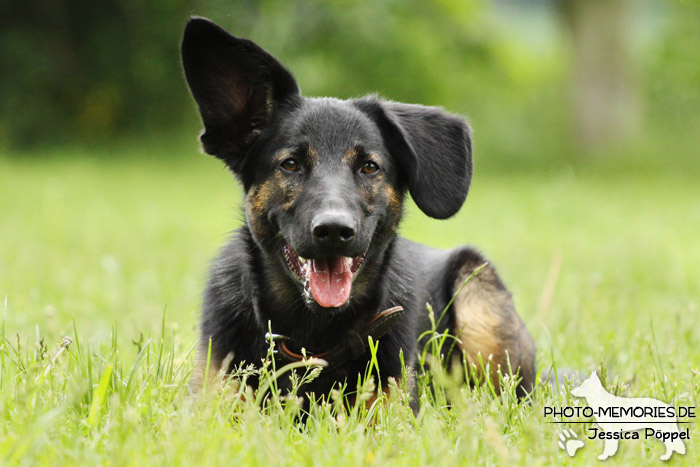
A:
[0,149,698,465]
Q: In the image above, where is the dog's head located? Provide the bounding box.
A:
[570,371,602,398]
[182,17,472,310]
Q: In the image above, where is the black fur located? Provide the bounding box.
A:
[182,17,535,404]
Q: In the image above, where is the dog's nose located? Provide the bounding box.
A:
[311,212,356,247]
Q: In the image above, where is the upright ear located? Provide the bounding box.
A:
[354,97,472,219]
[181,17,300,171]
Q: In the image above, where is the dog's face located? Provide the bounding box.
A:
[241,99,405,308]
[182,17,473,310]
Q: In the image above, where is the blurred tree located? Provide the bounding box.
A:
[0,0,514,151]
[1,0,697,173]
[0,0,192,147]
[558,0,641,155]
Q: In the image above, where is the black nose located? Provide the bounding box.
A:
[311,212,356,247]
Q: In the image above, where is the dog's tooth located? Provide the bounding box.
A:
[299,257,307,264]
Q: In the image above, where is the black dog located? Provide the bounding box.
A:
[181,17,535,403]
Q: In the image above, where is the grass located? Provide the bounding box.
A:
[0,147,698,465]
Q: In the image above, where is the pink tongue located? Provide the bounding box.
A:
[308,256,352,308]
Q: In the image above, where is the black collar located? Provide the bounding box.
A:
[265,306,404,366]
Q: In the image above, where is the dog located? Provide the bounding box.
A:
[571,371,687,460]
[181,17,535,406]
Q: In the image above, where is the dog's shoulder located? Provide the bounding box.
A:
[200,227,269,361]
[203,227,255,308]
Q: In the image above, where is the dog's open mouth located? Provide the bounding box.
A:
[283,245,365,308]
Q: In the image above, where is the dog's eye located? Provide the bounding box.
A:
[361,161,379,175]
[280,158,300,172]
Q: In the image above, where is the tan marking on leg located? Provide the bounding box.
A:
[189,348,249,403]
[452,263,534,394]
[453,281,506,391]
[189,342,223,394]
[346,375,413,414]
[348,381,392,411]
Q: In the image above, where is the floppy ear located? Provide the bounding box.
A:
[354,97,472,219]
[181,17,300,172]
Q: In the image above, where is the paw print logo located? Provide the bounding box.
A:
[558,429,585,457]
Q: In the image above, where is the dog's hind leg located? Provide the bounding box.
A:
[661,433,686,460]
[448,247,536,397]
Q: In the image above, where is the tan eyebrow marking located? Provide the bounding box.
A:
[274,144,319,168]
[342,146,359,165]
[344,146,384,167]
[306,144,319,167]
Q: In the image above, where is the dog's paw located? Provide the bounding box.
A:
[558,429,584,457]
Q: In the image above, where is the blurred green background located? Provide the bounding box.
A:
[0,0,698,364]
[1,3,699,462]
[1,0,699,172]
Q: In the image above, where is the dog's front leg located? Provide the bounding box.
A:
[598,437,619,460]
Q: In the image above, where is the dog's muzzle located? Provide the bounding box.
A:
[283,244,365,308]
